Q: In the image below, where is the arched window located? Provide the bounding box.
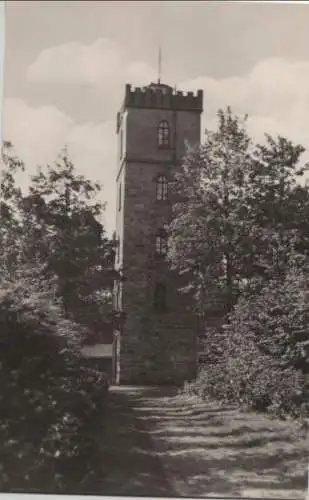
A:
[154,282,167,312]
[155,230,168,256]
[158,120,170,148]
[156,175,168,201]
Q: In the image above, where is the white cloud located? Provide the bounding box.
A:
[27,38,157,87]
[182,58,309,157]
[3,98,117,235]
[4,57,309,239]
[4,99,74,163]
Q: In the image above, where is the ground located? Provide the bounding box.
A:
[83,386,308,498]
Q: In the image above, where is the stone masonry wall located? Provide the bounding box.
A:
[115,88,202,385]
[118,158,198,385]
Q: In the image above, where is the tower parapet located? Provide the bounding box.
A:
[123,82,203,113]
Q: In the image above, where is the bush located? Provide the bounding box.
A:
[193,261,309,419]
[195,343,309,419]
[0,274,109,493]
[226,261,309,375]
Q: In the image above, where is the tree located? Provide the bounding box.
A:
[22,148,117,324]
[0,143,110,492]
[169,107,309,319]
[1,143,116,327]
[0,141,26,279]
[0,254,108,493]
[227,251,309,374]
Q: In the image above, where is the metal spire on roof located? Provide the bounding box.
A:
[158,46,162,84]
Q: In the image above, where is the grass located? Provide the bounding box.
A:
[125,387,308,498]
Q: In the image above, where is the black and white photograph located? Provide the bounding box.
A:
[1,1,309,497]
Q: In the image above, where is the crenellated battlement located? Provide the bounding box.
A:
[122,82,203,113]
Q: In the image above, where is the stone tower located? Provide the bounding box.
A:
[113,81,203,385]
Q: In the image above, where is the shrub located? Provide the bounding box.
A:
[226,259,309,375]
[0,273,109,493]
[193,260,309,419]
[195,343,309,419]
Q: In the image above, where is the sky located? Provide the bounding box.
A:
[3,1,309,234]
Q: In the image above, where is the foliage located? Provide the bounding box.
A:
[226,252,309,373]
[194,357,308,420]
[1,142,116,321]
[170,109,309,419]
[169,107,309,318]
[192,251,309,419]
[0,268,109,493]
[0,142,110,492]
[23,147,115,318]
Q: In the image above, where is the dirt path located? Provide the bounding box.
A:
[84,386,308,498]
